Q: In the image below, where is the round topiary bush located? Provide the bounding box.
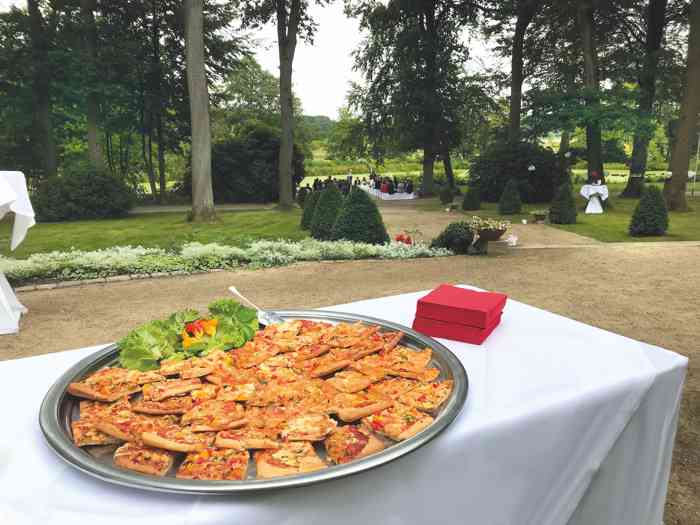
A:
[549,183,577,224]
[498,178,522,215]
[629,185,669,236]
[310,183,344,240]
[300,191,320,230]
[468,141,563,203]
[462,187,481,211]
[430,222,474,255]
[331,187,389,244]
[34,168,134,222]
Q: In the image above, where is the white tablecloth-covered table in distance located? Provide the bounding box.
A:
[359,184,417,200]
[580,184,609,214]
[0,287,686,525]
[0,171,35,334]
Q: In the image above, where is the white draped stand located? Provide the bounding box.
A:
[580,184,609,214]
[0,171,36,334]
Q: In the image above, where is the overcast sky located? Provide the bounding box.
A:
[0,0,502,119]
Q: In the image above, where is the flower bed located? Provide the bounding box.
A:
[0,239,451,286]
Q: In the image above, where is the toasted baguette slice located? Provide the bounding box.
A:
[71,420,122,447]
[362,403,434,441]
[181,399,247,431]
[280,414,337,441]
[142,378,202,401]
[397,380,453,412]
[113,442,175,477]
[176,448,249,480]
[141,426,214,453]
[125,370,166,385]
[325,425,385,464]
[325,370,373,393]
[95,414,177,442]
[67,381,141,403]
[255,442,325,479]
[132,396,193,415]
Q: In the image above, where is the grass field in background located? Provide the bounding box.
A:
[0,209,306,259]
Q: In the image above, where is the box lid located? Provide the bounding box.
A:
[416,284,507,328]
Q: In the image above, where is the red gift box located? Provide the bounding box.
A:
[412,285,507,344]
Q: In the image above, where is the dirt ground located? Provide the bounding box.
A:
[0,206,698,523]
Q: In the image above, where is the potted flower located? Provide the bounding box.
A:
[395,232,413,245]
[468,216,510,241]
[530,209,548,224]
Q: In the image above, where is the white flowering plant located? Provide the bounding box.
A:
[467,216,511,233]
[0,239,452,285]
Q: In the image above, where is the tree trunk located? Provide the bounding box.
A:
[577,0,603,180]
[184,0,216,221]
[141,127,158,199]
[508,0,539,143]
[276,1,300,209]
[664,0,700,211]
[80,0,104,171]
[152,0,166,203]
[419,5,438,196]
[421,145,436,196]
[27,0,57,180]
[622,0,668,198]
[442,147,456,190]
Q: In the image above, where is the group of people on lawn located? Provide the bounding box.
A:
[304,172,415,197]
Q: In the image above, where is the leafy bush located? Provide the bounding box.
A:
[310,183,344,240]
[34,168,134,222]
[462,187,481,211]
[430,222,474,255]
[203,123,304,203]
[332,187,389,245]
[468,141,563,203]
[498,179,522,215]
[548,183,577,224]
[439,186,454,204]
[629,185,669,236]
[300,191,320,230]
[0,240,451,285]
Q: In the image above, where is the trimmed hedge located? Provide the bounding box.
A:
[310,183,344,240]
[300,191,321,230]
[430,222,474,255]
[549,183,577,224]
[629,185,669,236]
[498,179,522,215]
[462,187,481,211]
[332,187,389,245]
[34,168,134,222]
[468,141,564,203]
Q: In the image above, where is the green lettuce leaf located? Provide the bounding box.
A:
[117,319,178,370]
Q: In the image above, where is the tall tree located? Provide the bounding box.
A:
[80,0,104,170]
[27,0,58,179]
[577,0,603,179]
[184,0,215,221]
[620,0,669,197]
[664,0,700,210]
[239,0,329,209]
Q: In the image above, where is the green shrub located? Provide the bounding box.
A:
[430,222,474,255]
[629,185,669,236]
[200,123,304,203]
[548,183,577,224]
[300,191,320,230]
[498,179,522,215]
[439,186,454,204]
[331,187,389,245]
[34,168,134,222]
[462,187,481,210]
[468,141,564,203]
[310,183,344,240]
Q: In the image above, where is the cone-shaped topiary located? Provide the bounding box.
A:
[548,183,577,224]
[498,178,522,215]
[462,187,481,211]
[300,191,321,230]
[430,222,474,255]
[310,183,344,240]
[331,187,389,244]
[629,185,669,236]
[439,186,454,204]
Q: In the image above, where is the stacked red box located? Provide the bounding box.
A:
[412,285,507,345]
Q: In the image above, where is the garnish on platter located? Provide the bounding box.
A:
[118,299,259,371]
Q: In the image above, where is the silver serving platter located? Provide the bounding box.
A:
[39,310,468,495]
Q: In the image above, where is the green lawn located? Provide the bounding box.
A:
[0,209,306,259]
[420,182,700,243]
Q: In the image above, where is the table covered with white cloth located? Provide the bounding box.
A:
[0,171,35,334]
[359,185,417,200]
[0,288,686,525]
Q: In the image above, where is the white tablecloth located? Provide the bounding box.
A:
[0,288,686,525]
[580,184,609,202]
[0,171,35,334]
[360,185,417,200]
